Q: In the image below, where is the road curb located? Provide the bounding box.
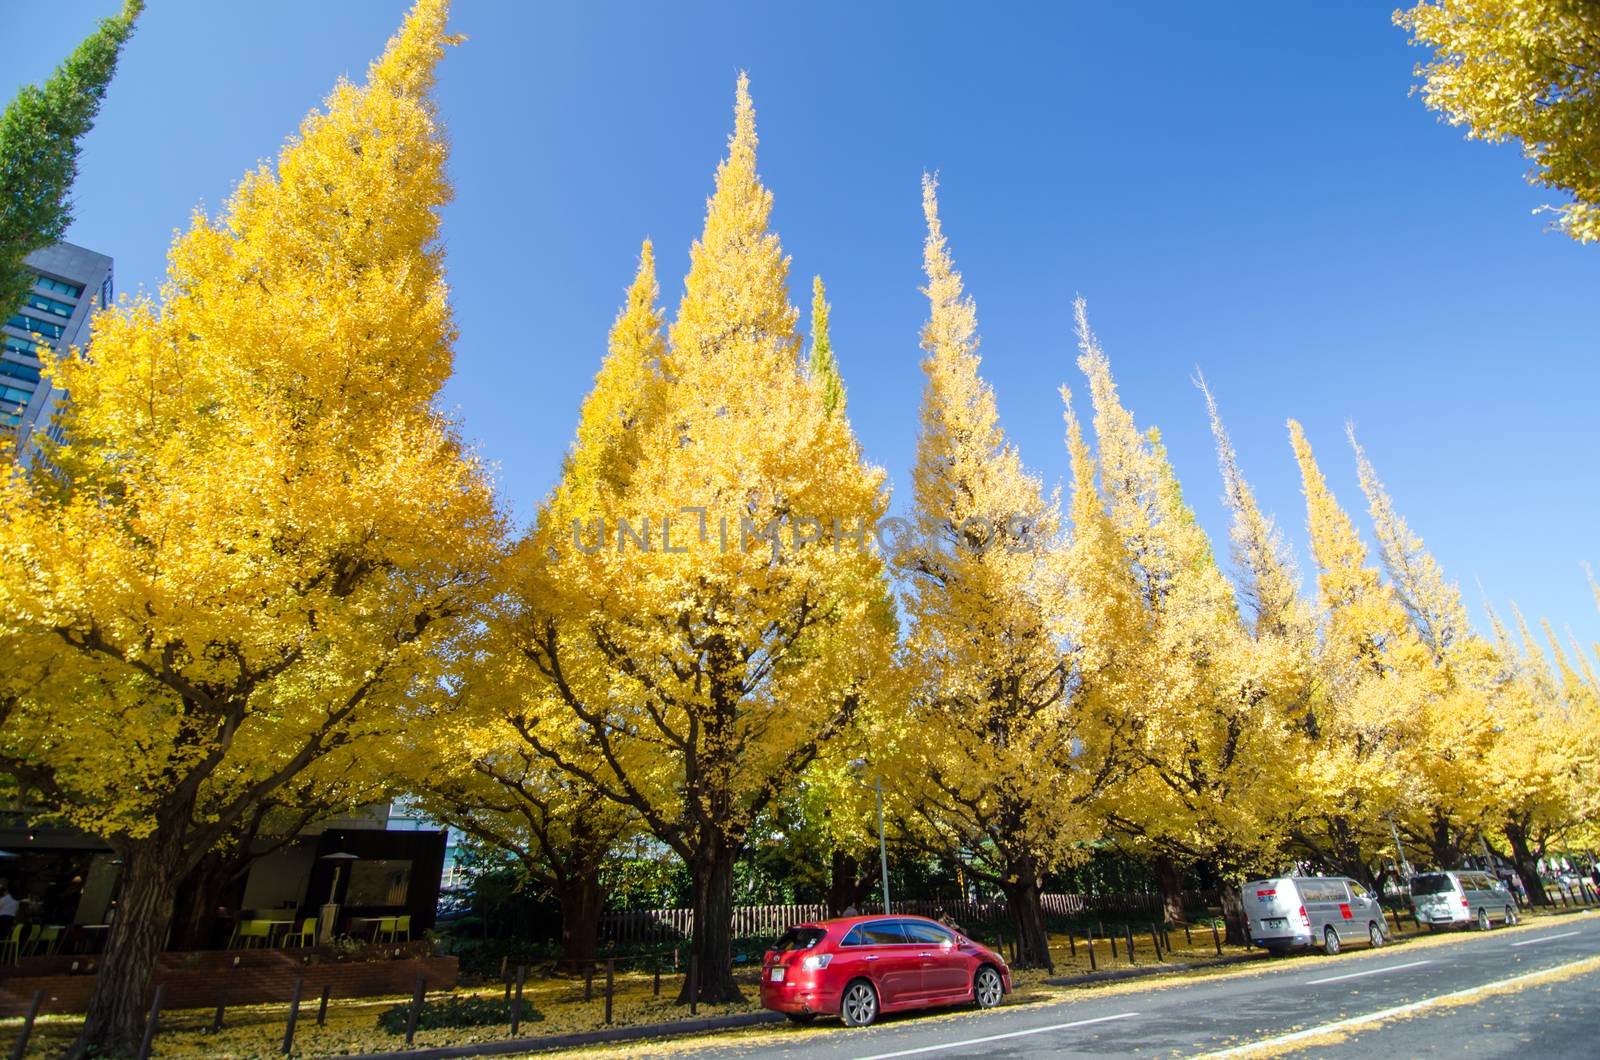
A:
[1043,952,1266,987]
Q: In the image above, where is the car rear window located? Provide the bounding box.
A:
[772,927,826,952]
[844,920,908,945]
[1298,879,1348,903]
[1411,873,1455,895]
[900,920,954,946]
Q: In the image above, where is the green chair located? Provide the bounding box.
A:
[283,917,317,947]
[230,919,273,949]
[394,915,411,942]
[0,924,29,964]
[374,916,398,943]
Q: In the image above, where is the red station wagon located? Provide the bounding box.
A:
[760,914,1011,1026]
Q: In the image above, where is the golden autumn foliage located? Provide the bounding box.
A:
[892,178,1113,970]
[1396,0,1600,243]
[488,74,895,1003]
[0,7,1594,1035]
[0,2,499,1052]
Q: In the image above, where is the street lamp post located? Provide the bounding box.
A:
[850,759,891,916]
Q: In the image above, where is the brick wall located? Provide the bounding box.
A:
[0,947,458,1016]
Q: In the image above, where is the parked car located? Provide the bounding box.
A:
[760,914,1011,1027]
[1243,876,1389,956]
[1410,870,1518,930]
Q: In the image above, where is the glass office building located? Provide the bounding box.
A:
[2,242,114,462]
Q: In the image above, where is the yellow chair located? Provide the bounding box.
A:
[374,916,398,943]
[0,924,29,964]
[394,915,411,942]
[229,919,273,949]
[283,918,317,947]
[26,925,61,957]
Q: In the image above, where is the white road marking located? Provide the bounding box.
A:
[853,1011,1139,1059]
[1304,959,1431,985]
[1189,956,1598,1058]
[1510,930,1581,947]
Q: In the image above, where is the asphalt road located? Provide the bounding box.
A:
[689,910,1600,1059]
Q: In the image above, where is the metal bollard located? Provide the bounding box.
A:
[653,963,661,996]
[1068,931,1076,959]
[404,975,425,1046]
[1124,924,1136,965]
[210,999,226,1034]
[604,959,615,1024]
[281,976,304,1056]
[1184,923,1192,947]
[1110,930,1119,959]
[511,965,526,1035]
[1211,920,1223,957]
[1150,924,1162,961]
[9,989,43,1060]
[136,983,165,1060]
[317,983,331,1026]
[584,967,594,1002]
[1087,933,1097,971]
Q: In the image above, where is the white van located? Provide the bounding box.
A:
[1409,870,1518,930]
[1244,876,1388,955]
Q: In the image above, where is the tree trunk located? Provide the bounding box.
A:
[68,830,185,1059]
[1427,812,1461,870]
[555,866,604,973]
[1154,855,1188,925]
[827,850,875,917]
[1000,874,1053,972]
[1504,819,1549,908]
[677,839,743,1004]
[1220,883,1248,946]
[168,849,236,952]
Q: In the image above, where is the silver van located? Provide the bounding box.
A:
[1409,870,1519,930]
[1244,876,1389,955]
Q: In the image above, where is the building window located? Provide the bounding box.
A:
[0,361,41,384]
[3,335,42,358]
[347,860,413,906]
[0,384,32,408]
[23,293,75,319]
[34,275,84,299]
[6,316,65,340]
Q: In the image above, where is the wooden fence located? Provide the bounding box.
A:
[598,889,1218,949]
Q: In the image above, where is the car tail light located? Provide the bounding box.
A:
[800,953,832,971]
[1460,896,1469,909]
[1297,905,1310,926]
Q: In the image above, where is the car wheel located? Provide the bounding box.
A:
[973,965,1004,1009]
[785,1012,816,1025]
[1322,926,1340,955]
[1368,922,1384,948]
[840,979,879,1027]
[1477,908,1491,931]
[1506,905,1519,926]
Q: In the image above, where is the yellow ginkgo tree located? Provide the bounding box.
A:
[0,2,500,1053]
[892,179,1124,970]
[495,77,895,1003]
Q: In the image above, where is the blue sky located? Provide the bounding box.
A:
[13,0,1600,645]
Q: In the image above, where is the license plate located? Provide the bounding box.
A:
[1263,917,1288,930]
[768,967,784,982]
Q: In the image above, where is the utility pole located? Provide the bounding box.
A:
[1389,816,1411,879]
